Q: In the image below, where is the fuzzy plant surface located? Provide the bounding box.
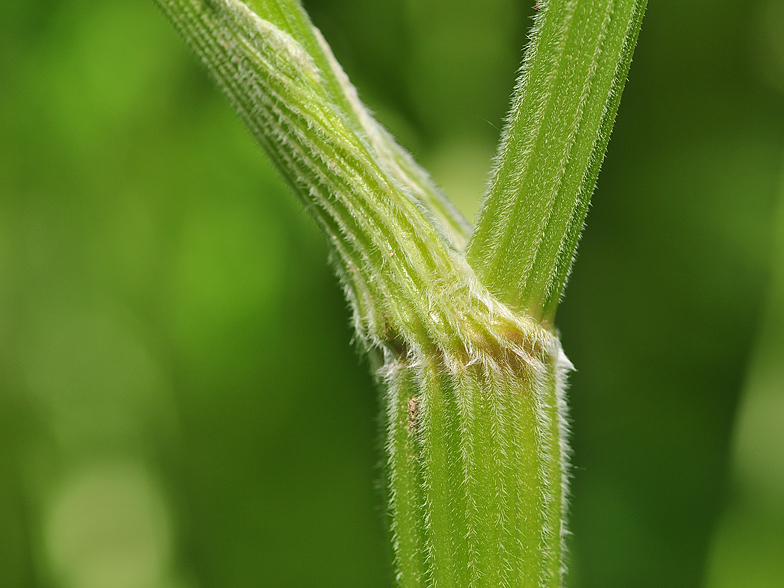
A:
[154,0,646,586]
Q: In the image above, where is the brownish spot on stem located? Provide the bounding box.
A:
[407,396,419,433]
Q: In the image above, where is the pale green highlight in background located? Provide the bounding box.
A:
[704,161,784,588]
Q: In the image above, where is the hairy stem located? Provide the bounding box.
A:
[467,0,647,326]
[153,0,646,586]
[382,325,571,588]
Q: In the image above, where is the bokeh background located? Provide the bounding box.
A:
[1,0,783,587]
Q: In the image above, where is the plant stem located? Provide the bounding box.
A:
[153,1,645,586]
[384,326,571,587]
[468,0,647,327]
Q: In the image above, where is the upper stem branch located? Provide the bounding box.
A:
[467,0,647,327]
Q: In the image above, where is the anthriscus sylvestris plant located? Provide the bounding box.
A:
[154,0,646,586]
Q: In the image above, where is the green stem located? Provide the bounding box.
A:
[155,0,475,353]
[467,0,647,327]
[153,1,645,586]
[383,325,571,587]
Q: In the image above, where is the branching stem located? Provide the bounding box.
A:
[153,0,645,585]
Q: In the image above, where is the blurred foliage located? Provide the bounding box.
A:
[704,168,784,588]
[0,0,782,587]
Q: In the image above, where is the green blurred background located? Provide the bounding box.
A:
[1,0,783,587]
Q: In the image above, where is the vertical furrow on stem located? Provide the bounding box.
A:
[487,370,512,588]
[505,367,543,586]
[385,360,427,588]
[416,357,460,588]
[492,370,523,587]
[454,368,481,585]
[468,369,503,587]
[434,362,472,585]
